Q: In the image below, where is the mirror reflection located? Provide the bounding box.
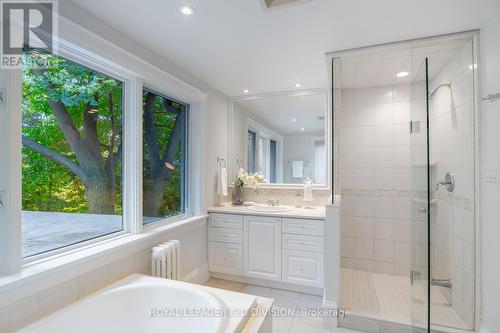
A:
[232,92,328,185]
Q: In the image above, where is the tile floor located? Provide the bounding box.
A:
[202,277,361,333]
[340,268,468,330]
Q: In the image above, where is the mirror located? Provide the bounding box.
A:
[230,90,330,186]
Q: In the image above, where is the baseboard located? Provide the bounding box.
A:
[210,271,324,296]
[183,263,210,284]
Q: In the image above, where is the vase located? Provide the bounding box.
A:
[231,186,243,205]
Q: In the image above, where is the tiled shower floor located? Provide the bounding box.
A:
[340,269,469,330]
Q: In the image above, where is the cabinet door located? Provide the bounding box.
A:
[244,216,281,281]
[209,242,243,275]
[282,250,324,288]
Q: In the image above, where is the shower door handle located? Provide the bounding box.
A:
[410,270,421,286]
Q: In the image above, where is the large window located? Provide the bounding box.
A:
[21,49,124,257]
[143,89,187,224]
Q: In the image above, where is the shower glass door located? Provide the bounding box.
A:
[409,56,430,332]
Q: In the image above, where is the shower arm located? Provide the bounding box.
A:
[428,81,452,100]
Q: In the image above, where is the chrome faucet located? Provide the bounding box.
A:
[266,200,280,207]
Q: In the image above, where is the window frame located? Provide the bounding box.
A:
[0,35,197,269]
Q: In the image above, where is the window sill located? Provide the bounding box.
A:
[0,215,208,297]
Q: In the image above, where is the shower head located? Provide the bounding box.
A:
[428,81,452,100]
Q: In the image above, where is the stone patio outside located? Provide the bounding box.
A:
[22,211,122,257]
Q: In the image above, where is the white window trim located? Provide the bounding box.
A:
[0,15,207,273]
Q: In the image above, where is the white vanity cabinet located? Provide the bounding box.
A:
[208,213,244,275]
[244,215,281,281]
[208,211,325,290]
[281,218,325,288]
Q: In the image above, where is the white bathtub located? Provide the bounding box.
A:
[18,274,261,333]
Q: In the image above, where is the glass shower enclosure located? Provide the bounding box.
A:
[409,37,477,332]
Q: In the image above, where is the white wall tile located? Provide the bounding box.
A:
[373,147,393,168]
[372,86,393,104]
[2,296,38,333]
[38,279,78,318]
[355,259,374,272]
[374,218,394,240]
[356,196,374,217]
[395,242,411,265]
[373,103,393,125]
[392,84,410,102]
[373,125,393,146]
[356,217,374,239]
[373,169,393,190]
[356,238,374,260]
[373,196,394,218]
[341,216,356,237]
[392,102,410,124]
[78,267,111,298]
[374,261,394,275]
[341,237,356,258]
[374,240,394,262]
[354,88,373,106]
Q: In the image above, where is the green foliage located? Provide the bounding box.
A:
[22,50,123,214]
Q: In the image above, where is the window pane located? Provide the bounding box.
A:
[21,50,124,257]
[270,139,277,183]
[143,89,187,224]
[247,130,256,173]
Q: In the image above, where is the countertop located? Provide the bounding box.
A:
[208,203,326,220]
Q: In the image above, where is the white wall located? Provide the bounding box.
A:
[339,84,412,276]
[282,132,324,184]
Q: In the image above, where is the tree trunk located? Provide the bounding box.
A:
[143,177,170,217]
[84,173,116,215]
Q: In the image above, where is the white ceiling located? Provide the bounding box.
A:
[71,0,481,96]
[339,38,471,89]
[236,93,326,134]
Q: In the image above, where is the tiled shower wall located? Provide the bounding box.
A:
[339,84,413,276]
[429,42,475,328]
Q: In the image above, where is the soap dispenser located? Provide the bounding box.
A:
[303,178,313,208]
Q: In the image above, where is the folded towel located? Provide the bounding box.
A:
[217,167,228,196]
[292,160,304,178]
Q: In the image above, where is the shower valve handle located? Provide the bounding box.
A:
[437,172,455,192]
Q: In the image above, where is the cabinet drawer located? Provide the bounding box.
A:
[209,227,243,244]
[209,213,243,229]
[282,234,324,253]
[208,242,243,275]
[282,250,324,288]
[282,218,324,236]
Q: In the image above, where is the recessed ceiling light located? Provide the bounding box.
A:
[292,118,296,122]
[469,64,477,70]
[300,128,305,131]
[396,71,409,78]
[295,83,302,88]
[243,89,249,94]
[179,5,195,16]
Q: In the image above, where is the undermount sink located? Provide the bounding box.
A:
[247,204,292,213]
